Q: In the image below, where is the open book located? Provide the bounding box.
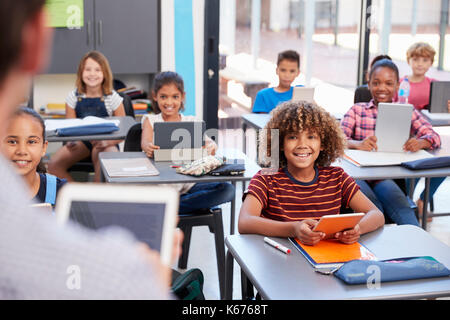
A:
[102,158,159,177]
[289,237,377,271]
[343,149,433,167]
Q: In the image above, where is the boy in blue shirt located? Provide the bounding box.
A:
[252,50,301,113]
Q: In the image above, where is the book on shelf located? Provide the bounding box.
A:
[289,237,377,271]
[343,149,433,167]
[102,157,159,177]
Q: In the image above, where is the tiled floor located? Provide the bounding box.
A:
[172,128,450,300]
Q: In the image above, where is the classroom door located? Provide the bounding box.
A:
[203,0,220,131]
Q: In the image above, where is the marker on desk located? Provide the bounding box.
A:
[264,237,291,255]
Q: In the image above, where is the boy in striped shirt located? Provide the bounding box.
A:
[238,101,385,246]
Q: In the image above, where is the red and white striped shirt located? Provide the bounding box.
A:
[247,167,360,222]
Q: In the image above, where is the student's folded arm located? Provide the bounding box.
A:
[238,194,297,237]
[348,190,385,234]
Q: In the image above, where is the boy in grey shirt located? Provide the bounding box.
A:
[0,0,176,299]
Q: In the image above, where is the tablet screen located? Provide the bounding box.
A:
[154,121,205,149]
[69,201,166,252]
[313,213,364,235]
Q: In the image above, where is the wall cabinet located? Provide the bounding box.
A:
[47,0,159,74]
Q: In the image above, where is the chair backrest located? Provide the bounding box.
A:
[354,84,372,104]
[118,91,135,119]
[124,123,142,152]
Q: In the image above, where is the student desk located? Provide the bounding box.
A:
[98,149,261,235]
[421,110,450,127]
[46,116,136,142]
[224,225,450,300]
[336,157,450,230]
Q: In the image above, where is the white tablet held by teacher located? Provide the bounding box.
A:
[54,183,178,265]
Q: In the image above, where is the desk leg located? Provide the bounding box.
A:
[421,177,431,230]
[242,123,247,154]
[225,250,234,300]
[230,181,236,235]
[408,178,415,199]
[240,269,255,300]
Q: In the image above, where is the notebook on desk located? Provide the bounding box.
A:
[289,238,377,271]
[45,116,120,137]
[102,157,159,177]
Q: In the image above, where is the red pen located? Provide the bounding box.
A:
[264,237,291,254]
[171,165,180,168]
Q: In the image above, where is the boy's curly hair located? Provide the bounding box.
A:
[259,100,346,168]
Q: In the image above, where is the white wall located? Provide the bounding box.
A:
[33,74,75,111]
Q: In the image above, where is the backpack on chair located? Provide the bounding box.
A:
[171,268,205,300]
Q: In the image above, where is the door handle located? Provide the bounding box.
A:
[98,20,103,46]
[86,21,91,46]
[208,69,215,79]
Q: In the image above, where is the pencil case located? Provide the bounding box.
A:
[334,256,450,285]
[56,123,119,136]
[209,163,245,176]
[401,156,450,170]
[176,156,223,176]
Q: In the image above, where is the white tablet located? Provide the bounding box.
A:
[375,103,413,152]
[54,183,179,265]
[313,213,365,235]
[292,87,315,103]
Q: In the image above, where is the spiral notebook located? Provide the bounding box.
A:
[289,238,377,270]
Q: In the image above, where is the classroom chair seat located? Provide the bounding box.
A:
[177,207,226,299]
[123,122,228,298]
[123,122,142,151]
